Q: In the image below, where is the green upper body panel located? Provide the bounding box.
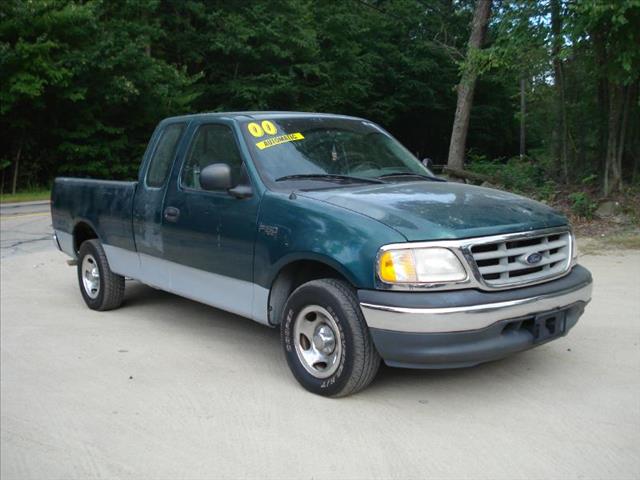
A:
[52,112,571,293]
[253,190,406,289]
[297,181,567,241]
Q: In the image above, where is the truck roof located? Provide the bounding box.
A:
[161,111,365,123]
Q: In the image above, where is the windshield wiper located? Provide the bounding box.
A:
[275,174,384,184]
[377,172,445,182]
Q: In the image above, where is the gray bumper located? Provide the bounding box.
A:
[358,265,592,369]
[52,233,62,251]
[52,229,75,258]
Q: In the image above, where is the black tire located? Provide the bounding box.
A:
[77,239,125,311]
[281,278,380,397]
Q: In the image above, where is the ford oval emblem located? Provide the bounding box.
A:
[526,252,543,265]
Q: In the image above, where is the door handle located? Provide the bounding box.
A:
[164,206,180,222]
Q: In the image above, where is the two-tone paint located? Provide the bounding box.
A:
[51,112,592,369]
[52,113,409,325]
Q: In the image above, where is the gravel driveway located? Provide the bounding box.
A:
[1,209,639,479]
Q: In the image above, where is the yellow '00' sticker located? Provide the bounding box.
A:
[247,122,264,137]
[261,120,277,135]
[256,133,304,150]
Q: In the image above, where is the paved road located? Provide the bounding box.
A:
[1,210,639,479]
[0,201,53,258]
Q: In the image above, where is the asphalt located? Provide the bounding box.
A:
[1,204,639,479]
[0,201,53,258]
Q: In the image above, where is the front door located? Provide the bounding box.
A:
[161,122,262,320]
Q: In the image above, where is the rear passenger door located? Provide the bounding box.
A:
[133,121,187,263]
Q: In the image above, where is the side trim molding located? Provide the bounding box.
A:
[102,244,269,325]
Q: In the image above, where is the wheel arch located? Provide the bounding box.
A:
[267,256,356,326]
[72,220,100,254]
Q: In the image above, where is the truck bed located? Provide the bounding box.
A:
[51,177,138,256]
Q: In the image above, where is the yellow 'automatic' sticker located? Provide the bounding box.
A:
[256,133,304,150]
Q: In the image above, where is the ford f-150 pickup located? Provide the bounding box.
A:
[51,112,593,397]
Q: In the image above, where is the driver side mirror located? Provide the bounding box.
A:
[200,163,232,191]
[199,163,253,199]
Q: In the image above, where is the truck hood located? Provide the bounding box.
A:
[298,181,567,241]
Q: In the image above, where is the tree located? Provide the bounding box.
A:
[0,0,198,188]
[551,0,569,182]
[447,0,492,170]
[4,0,635,196]
[570,0,640,194]
[0,0,93,191]
[489,1,550,162]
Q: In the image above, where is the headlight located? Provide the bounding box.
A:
[378,247,467,284]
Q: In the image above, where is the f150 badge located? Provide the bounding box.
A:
[258,224,279,238]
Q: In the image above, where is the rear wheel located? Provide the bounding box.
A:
[281,278,380,397]
[77,239,124,311]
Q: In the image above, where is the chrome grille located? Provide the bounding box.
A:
[470,231,572,287]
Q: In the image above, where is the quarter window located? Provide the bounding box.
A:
[146,123,186,188]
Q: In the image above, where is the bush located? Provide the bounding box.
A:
[568,192,597,219]
[538,180,558,201]
[467,156,549,195]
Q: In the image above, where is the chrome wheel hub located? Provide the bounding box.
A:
[81,254,100,299]
[293,305,342,379]
[313,325,336,354]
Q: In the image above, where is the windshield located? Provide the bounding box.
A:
[239,116,433,187]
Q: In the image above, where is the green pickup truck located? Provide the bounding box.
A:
[51,112,593,397]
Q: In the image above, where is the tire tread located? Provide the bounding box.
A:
[319,279,380,397]
[78,240,124,311]
[285,278,380,397]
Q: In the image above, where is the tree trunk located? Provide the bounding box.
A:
[558,68,569,181]
[630,82,640,183]
[616,82,634,191]
[597,78,609,181]
[604,83,625,195]
[551,0,568,182]
[520,76,526,159]
[446,0,492,170]
[590,22,615,193]
[12,139,22,195]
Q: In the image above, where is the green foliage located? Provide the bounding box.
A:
[467,156,548,194]
[0,0,199,183]
[570,0,640,85]
[0,0,637,194]
[568,192,598,219]
[0,188,50,204]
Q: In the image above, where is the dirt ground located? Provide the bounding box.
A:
[1,207,639,479]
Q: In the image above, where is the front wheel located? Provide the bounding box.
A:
[77,239,125,311]
[281,279,380,397]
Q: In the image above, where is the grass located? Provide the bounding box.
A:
[0,189,51,204]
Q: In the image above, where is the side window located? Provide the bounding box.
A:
[146,123,186,188]
[181,124,245,190]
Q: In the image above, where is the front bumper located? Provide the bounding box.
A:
[359,265,592,369]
